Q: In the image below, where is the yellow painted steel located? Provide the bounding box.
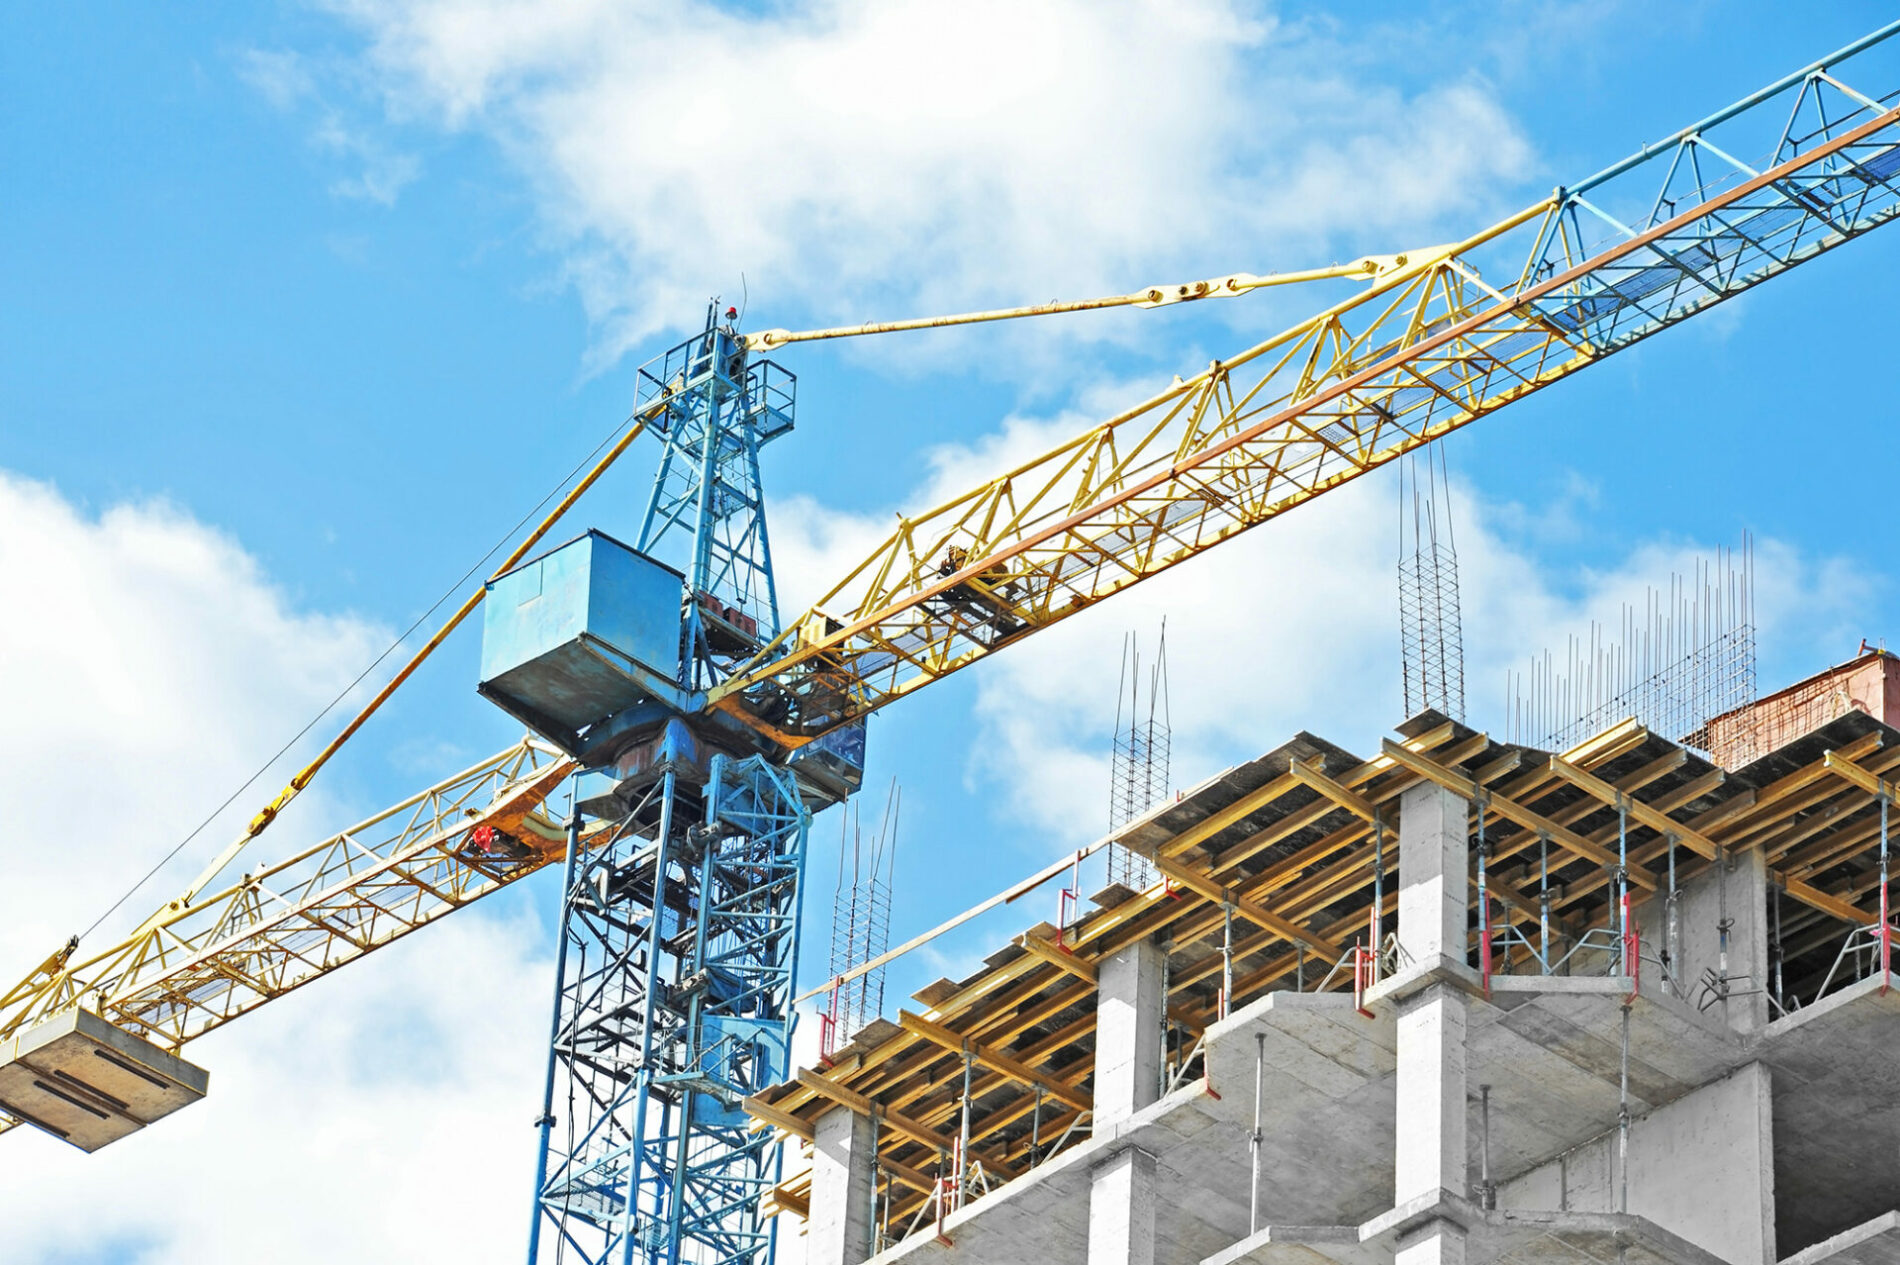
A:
[8,70,1895,1151]
[0,739,578,1111]
[135,411,654,944]
[710,199,1566,743]
[740,253,1417,350]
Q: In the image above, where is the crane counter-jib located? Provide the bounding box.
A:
[0,739,585,1144]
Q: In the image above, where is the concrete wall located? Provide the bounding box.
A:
[1497,1062,1776,1265]
[1632,847,1770,1035]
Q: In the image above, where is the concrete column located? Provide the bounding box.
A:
[1087,1147,1157,1265]
[1094,937,1165,1128]
[1398,782,1468,966]
[1395,983,1468,1205]
[1635,845,1769,1034]
[808,1104,877,1265]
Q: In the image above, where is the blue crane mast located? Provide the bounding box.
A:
[478,302,864,1265]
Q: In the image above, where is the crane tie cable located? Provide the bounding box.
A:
[78,406,654,945]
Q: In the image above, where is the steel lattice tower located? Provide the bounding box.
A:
[524,305,818,1265]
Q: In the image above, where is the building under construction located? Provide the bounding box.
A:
[8,20,1900,1265]
[749,648,1900,1265]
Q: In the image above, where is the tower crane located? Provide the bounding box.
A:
[6,21,1900,1265]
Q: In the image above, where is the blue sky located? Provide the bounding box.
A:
[7,2,1900,1260]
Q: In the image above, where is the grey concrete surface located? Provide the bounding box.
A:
[811,1104,878,1265]
[1204,1192,1733,1265]
[1757,974,1900,1256]
[1781,1213,1900,1265]
[1498,1063,1776,1265]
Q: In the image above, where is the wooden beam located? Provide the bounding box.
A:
[1545,755,1718,860]
[898,1011,1092,1113]
[878,1153,940,1197]
[1781,874,1869,927]
[1158,772,1299,858]
[1561,718,1651,766]
[1015,932,1096,985]
[1738,732,1885,820]
[1824,749,1897,800]
[1379,739,1658,890]
[793,1068,1023,1183]
[1152,855,1340,956]
[1288,758,1380,824]
[1158,725,1467,861]
[745,1094,815,1141]
[764,1186,810,1220]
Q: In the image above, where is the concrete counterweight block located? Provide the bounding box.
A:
[0,1010,208,1151]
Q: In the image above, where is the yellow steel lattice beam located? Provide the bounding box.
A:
[711,96,1900,746]
[0,739,576,1066]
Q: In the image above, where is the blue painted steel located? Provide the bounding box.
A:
[632,306,795,690]
[1565,20,1900,197]
[786,719,868,804]
[526,756,811,1265]
[479,531,690,741]
[1517,27,1900,360]
[523,307,826,1265]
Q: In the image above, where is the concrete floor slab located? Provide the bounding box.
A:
[1781,1213,1900,1265]
[1466,976,1745,1183]
[871,975,1749,1263]
[1204,1194,1732,1265]
[1758,974,1900,1256]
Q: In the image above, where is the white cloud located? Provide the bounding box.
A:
[314,116,423,205]
[238,45,422,206]
[1,910,551,1265]
[0,474,391,964]
[309,0,1537,359]
[0,473,550,1262]
[236,47,315,110]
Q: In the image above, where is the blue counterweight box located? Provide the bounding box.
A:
[478,530,689,751]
